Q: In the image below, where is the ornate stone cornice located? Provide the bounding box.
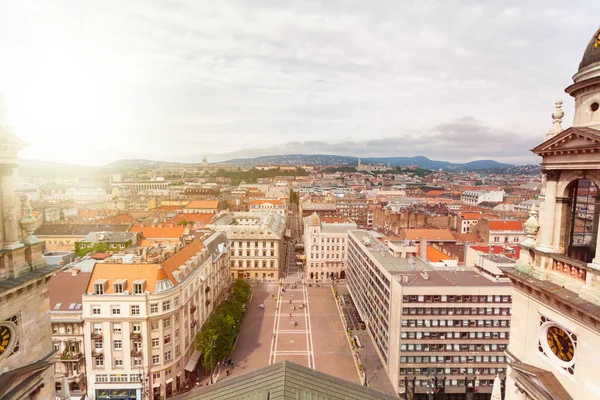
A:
[541,169,561,181]
[501,267,600,334]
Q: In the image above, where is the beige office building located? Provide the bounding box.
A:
[207,212,285,281]
[347,230,512,399]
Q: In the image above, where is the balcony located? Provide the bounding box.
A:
[190,305,197,313]
[191,320,197,328]
[205,286,211,294]
[130,349,142,357]
[91,349,104,357]
[60,352,83,361]
[130,332,142,340]
[205,300,211,307]
[90,332,103,339]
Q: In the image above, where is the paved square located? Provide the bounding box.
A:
[229,283,360,385]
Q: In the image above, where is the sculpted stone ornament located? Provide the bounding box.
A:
[522,204,540,248]
[541,169,560,181]
[20,199,40,245]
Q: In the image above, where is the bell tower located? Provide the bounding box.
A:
[502,28,600,400]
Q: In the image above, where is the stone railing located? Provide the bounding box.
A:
[548,254,587,282]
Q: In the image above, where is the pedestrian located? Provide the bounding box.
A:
[289,299,292,304]
[226,370,230,376]
[290,312,292,317]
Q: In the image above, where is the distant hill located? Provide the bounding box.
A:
[103,159,176,169]
[18,159,100,178]
[223,154,514,171]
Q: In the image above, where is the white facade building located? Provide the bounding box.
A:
[303,212,357,280]
[461,190,505,206]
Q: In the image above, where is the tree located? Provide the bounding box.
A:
[194,279,251,370]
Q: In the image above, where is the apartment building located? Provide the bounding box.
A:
[347,230,511,399]
[303,212,357,281]
[248,199,287,217]
[475,220,526,244]
[183,200,220,214]
[461,190,505,206]
[50,268,93,396]
[336,196,369,228]
[207,212,285,281]
[82,233,230,400]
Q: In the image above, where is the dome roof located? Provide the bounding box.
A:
[578,28,600,71]
[308,212,321,226]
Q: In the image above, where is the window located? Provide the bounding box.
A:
[111,306,121,315]
[165,350,172,362]
[94,283,104,295]
[113,283,124,294]
[133,282,144,294]
[113,323,122,333]
[132,323,141,333]
[150,303,159,313]
[93,323,102,334]
[152,355,160,365]
[153,372,160,380]
[163,319,171,328]
[114,340,122,350]
[94,340,103,349]
[130,305,140,315]
[151,321,159,331]
[162,301,171,312]
[92,305,101,315]
[95,358,104,367]
[164,334,171,345]
[133,358,142,367]
[114,358,123,368]
[152,338,160,348]
[174,296,179,307]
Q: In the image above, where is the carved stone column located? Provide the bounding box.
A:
[537,170,560,253]
[0,164,22,249]
[553,196,573,254]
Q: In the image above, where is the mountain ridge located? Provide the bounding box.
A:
[222,154,515,171]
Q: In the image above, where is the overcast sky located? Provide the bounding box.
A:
[0,1,598,166]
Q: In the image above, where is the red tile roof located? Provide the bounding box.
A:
[50,270,93,310]
[184,200,219,210]
[460,212,482,220]
[488,220,523,231]
[86,240,206,293]
[426,246,453,262]
[129,225,186,239]
[403,229,456,242]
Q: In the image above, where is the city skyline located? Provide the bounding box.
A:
[0,1,598,166]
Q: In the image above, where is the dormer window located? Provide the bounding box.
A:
[133,280,146,294]
[113,279,127,294]
[93,279,108,295]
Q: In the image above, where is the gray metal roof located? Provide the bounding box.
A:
[172,360,398,400]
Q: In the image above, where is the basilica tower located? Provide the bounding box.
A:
[502,28,600,400]
[0,97,56,400]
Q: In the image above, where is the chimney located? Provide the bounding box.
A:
[71,268,80,276]
[419,237,427,259]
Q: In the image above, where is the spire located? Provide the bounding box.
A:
[545,100,564,140]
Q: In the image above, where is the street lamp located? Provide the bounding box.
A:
[209,339,217,384]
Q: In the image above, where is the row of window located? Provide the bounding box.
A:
[311,237,346,244]
[400,330,509,340]
[310,252,346,259]
[402,307,511,316]
[400,367,506,378]
[402,318,510,328]
[231,249,277,257]
[400,355,507,364]
[401,343,507,352]
[402,295,511,303]
[310,245,346,251]
[232,241,277,248]
[231,260,277,269]
[399,343,507,352]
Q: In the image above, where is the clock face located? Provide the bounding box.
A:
[546,326,575,362]
[0,324,13,357]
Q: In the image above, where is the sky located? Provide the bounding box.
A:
[0,0,598,166]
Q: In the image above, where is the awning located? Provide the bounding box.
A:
[184,350,201,372]
[165,378,173,384]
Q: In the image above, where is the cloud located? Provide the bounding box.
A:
[0,0,597,166]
